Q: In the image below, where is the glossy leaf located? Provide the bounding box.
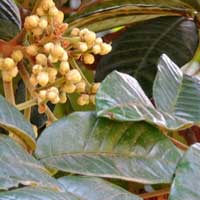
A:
[95,16,198,96]
[67,0,194,33]
[0,95,35,149]
[0,135,60,190]
[96,54,200,130]
[0,0,21,40]
[36,112,181,184]
[59,176,142,200]
[169,143,200,200]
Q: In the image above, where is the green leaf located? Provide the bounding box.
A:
[36,112,181,184]
[67,0,195,33]
[95,16,198,96]
[0,95,35,149]
[96,54,200,130]
[59,176,142,200]
[0,0,21,40]
[0,135,60,190]
[0,188,77,200]
[169,143,200,200]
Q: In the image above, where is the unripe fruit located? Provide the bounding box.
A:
[39,90,47,100]
[89,95,96,104]
[71,28,80,37]
[77,94,90,106]
[59,92,67,103]
[62,83,76,93]
[83,53,95,64]
[92,44,101,54]
[36,53,47,66]
[49,7,59,16]
[37,71,49,86]
[11,50,23,63]
[44,42,54,53]
[76,81,86,93]
[51,44,64,58]
[53,11,64,24]
[32,64,43,75]
[59,61,70,75]
[3,58,15,70]
[91,83,100,94]
[38,17,48,29]
[26,44,38,56]
[2,71,12,82]
[66,69,82,84]
[100,43,112,55]
[77,42,88,52]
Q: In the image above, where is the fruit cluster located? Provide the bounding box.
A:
[0,0,112,107]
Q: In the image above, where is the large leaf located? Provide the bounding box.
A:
[67,0,195,33]
[0,177,141,200]
[96,54,200,130]
[95,16,198,96]
[0,0,21,40]
[0,135,60,190]
[0,95,35,149]
[169,143,200,200]
[36,112,181,184]
[59,176,142,200]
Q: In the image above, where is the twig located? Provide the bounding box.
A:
[2,79,15,105]
[16,98,37,111]
[167,135,189,151]
[139,188,170,199]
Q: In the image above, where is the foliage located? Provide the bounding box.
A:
[0,0,200,199]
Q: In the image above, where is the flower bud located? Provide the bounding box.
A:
[92,44,101,54]
[9,67,18,77]
[91,83,100,94]
[51,96,60,104]
[38,17,48,29]
[47,68,57,83]
[37,71,49,86]
[83,53,95,64]
[3,58,15,70]
[41,0,55,11]
[100,43,112,55]
[36,53,47,66]
[39,90,47,101]
[49,7,59,16]
[95,37,103,44]
[48,54,58,63]
[71,28,80,37]
[53,11,64,24]
[76,81,86,93]
[59,92,67,103]
[26,44,38,56]
[24,15,39,29]
[11,50,23,63]
[36,7,45,16]
[83,31,96,45]
[61,51,68,61]
[32,27,43,36]
[30,75,38,86]
[44,42,54,53]
[89,95,96,104]
[32,64,43,75]
[59,61,70,75]
[77,94,90,106]
[77,42,88,52]
[62,83,76,93]
[2,71,12,82]
[51,44,64,58]
[66,69,82,84]
[47,91,58,101]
